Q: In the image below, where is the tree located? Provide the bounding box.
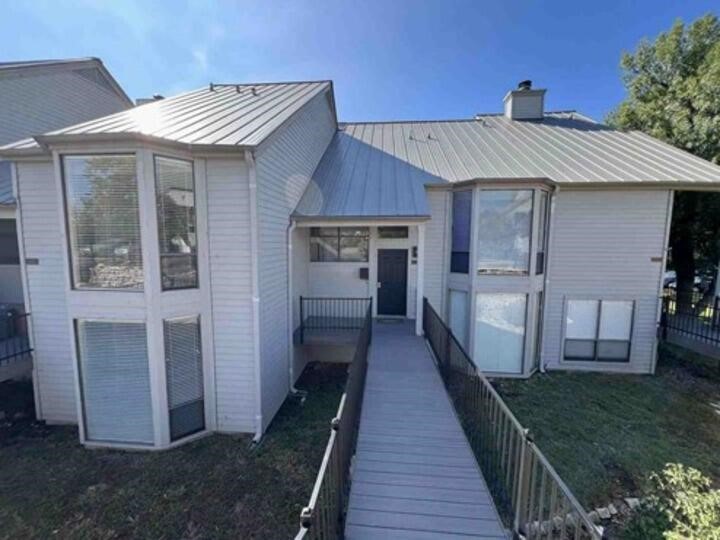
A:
[607,14,720,308]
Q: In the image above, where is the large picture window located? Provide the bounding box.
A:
[155,156,197,290]
[564,299,633,362]
[476,190,533,274]
[76,320,153,444]
[63,155,142,289]
[310,227,369,262]
[473,293,527,374]
[451,191,472,273]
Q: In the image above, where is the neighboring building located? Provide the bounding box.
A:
[3,79,720,450]
[0,58,132,306]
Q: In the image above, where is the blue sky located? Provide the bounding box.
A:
[2,1,717,122]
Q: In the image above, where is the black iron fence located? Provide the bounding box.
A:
[0,311,32,366]
[298,297,372,343]
[295,301,371,540]
[661,290,720,347]
[423,298,601,540]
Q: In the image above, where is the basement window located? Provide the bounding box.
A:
[310,227,369,262]
[564,299,634,362]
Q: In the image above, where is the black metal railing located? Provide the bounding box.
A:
[661,290,720,347]
[423,298,601,540]
[0,311,32,366]
[295,301,372,540]
[299,297,372,343]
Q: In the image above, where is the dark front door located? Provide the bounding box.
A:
[377,249,408,316]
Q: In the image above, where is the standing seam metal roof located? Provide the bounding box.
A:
[39,81,331,148]
[293,113,720,219]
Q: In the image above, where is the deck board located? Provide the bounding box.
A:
[345,320,508,539]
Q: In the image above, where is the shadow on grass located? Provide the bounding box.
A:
[0,362,347,540]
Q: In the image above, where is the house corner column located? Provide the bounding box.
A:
[415,223,425,336]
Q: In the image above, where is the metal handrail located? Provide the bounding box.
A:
[299,297,372,343]
[423,298,601,540]
[295,301,372,539]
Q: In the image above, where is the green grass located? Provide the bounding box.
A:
[493,345,720,508]
[0,363,346,540]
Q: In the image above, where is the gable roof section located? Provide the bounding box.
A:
[0,57,132,107]
[1,81,333,155]
[294,112,720,219]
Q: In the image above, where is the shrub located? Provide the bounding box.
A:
[623,464,720,539]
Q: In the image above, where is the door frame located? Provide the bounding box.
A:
[376,248,409,317]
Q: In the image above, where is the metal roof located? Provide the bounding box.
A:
[5,81,332,152]
[0,57,132,106]
[294,112,720,219]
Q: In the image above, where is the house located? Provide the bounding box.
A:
[0,58,132,309]
[2,79,720,451]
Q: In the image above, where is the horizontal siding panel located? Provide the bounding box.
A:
[423,191,448,312]
[206,158,256,433]
[17,161,76,423]
[543,189,670,374]
[256,91,335,429]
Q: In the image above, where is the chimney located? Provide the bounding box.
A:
[503,80,546,120]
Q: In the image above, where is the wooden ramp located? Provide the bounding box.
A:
[345,320,508,539]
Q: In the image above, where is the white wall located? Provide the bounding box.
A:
[206,158,257,433]
[255,91,336,430]
[15,161,75,423]
[0,68,130,146]
[424,190,450,313]
[291,226,310,381]
[542,189,671,374]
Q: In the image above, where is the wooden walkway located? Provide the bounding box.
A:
[345,320,508,539]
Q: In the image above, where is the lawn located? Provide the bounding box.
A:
[493,344,720,510]
[0,363,347,540]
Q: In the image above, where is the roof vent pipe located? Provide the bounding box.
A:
[504,80,546,120]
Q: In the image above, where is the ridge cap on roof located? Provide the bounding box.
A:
[339,110,590,126]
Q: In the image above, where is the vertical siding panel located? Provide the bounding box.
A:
[17,161,75,423]
[206,158,256,432]
[255,92,336,429]
[543,189,670,373]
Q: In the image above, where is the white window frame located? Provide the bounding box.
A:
[562,298,635,363]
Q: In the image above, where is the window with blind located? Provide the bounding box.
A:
[564,299,634,362]
[164,316,204,441]
[476,190,533,274]
[310,227,369,262]
[63,155,143,289]
[155,156,198,290]
[76,320,153,444]
[451,191,472,273]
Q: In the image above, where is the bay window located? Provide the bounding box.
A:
[63,155,142,289]
[564,299,634,362]
[451,191,472,273]
[473,293,527,374]
[155,156,197,290]
[476,190,533,274]
[76,320,153,444]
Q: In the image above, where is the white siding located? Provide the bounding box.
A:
[255,91,336,429]
[423,191,449,312]
[16,161,75,423]
[542,189,670,373]
[0,69,130,146]
[206,158,256,432]
[291,227,310,382]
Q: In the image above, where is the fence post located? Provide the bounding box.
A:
[513,429,533,536]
